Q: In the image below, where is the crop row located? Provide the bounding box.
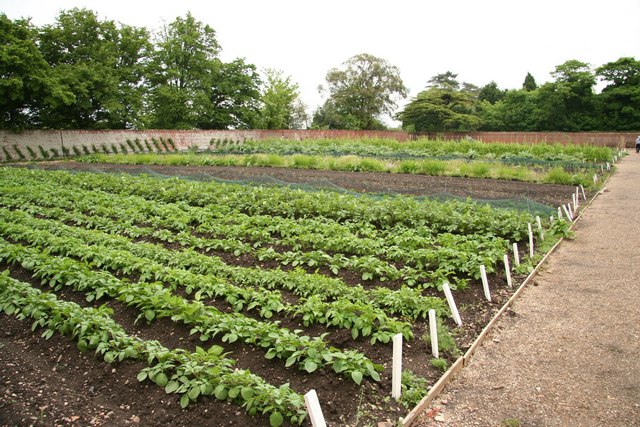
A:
[5,167,534,240]
[0,205,446,321]
[0,211,416,342]
[210,138,614,163]
[0,238,383,384]
[0,272,307,426]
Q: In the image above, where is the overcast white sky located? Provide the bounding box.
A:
[2,0,639,124]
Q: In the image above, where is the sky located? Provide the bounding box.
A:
[2,0,639,124]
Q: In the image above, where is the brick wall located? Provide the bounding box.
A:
[1,129,637,161]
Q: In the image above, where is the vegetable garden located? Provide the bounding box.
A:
[0,140,619,426]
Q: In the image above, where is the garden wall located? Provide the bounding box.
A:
[1,129,637,161]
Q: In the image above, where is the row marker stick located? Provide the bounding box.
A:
[567,203,574,220]
[442,282,462,327]
[428,309,439,359]
[513,242,520,266]
[391,333,402,400]
[562,204,572,221]
[580,184,587,200]
[304,390,327,427]
[528,223,534,258]
[480,265,491,302]
[504,254,513,288]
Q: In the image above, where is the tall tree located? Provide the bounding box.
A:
[522,72,537,91]
[37,8,149,129]
[0,14,62,129]
[148,13,262,129]
[313,53,408,130]
[258,68,308,129]
[534,60,596,131]
[398,72,481,132]
[478,81,505,104]
[595,57,640,130]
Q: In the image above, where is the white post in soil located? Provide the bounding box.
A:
[513,242,520,266]
[528,223,534,258]
[567,203,574,220]
[562,204,572,221]
[428,309,439,359]
[536,215,542,230]
[557,206,563,220]
[304,390,327,427]
[572,193,577,212]
[504,254,513,288]
[442,282,462,327]
[606,162,611,171]
[480,265,491,302]
[575,187,580,208]
[580,184,587,201]
[391,333,403,401]
[593,174,598,184]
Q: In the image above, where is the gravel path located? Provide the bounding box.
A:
[415,151,640,427]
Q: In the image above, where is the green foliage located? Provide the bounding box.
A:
[430,358,448,372]
[400,370,430,408]
[258,68,307,129]
[313,53,408,130]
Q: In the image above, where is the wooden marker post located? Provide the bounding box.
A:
[480,265,491,302]
[428,309,439,359]
[304,390,327,427]
[580,185,587,201]
[572,193,577,212]
[593,174,598,184]
[567,203,574,220]
[528,223,534,257]
[442,282,462,327]
[575,187,580,208]
[557,206,563,220]
[513,242,520,266]
[536,215,542,230]
[504,254,512,288]
[391,334,403,400]
[562,204,572,221]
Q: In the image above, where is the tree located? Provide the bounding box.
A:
[397,88,481,132]
[147,13,262,129]
[37,8,150,129]
[478,81,505,104]
[397,72,481,132]
[522,72,537,91]
[0,14,61,129]
[534,60,596,131]
[313,53,408,130]
[595,57,640,130]
[258,69,308,129]
[194,58,262,129]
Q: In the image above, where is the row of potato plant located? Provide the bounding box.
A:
[0,213,414,342]
[0,239,383,384]
[0,272,307,426]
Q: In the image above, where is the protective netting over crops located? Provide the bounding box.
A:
[26,163,557,217]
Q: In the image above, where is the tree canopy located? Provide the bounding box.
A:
[312,53,408,130]
[0,10,638,132]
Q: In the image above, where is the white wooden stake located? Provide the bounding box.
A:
[562,204,573,221]
[567,203,574,220]
[503,254,512,288]
[391,333,402,400]
[428,309,439,359]
[593,174,598,184]
[512,242,520,266]
[557,206,563,220]
[575,187,580,209]
[536,215,542,230]
[580,184,586,200]
[550,215,554,222]
[601,165,604,173]
[528,223,534,257]
[572,193,577,211]
[606,162,611,171]
[442,282,462,327]
[304,390,327,427]
[480,265,491,302]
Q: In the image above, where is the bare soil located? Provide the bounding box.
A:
[0,162,605,427]
[32,161,583,208]
[415,152,640,427]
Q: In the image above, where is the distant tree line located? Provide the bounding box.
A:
[2,9,638,132]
